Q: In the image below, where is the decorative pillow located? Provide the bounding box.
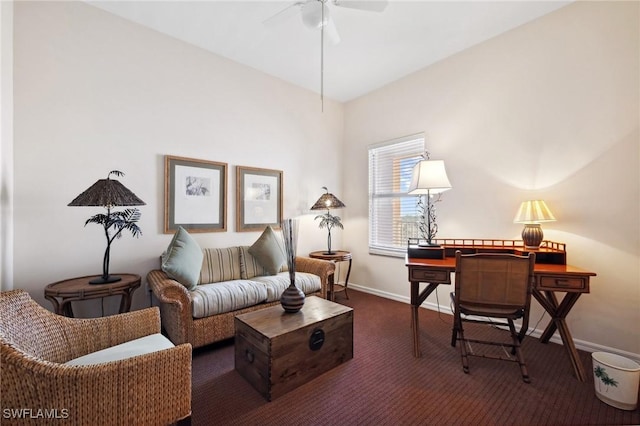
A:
[199,247,242,284]
[161,226,203,291]
[239,246,267,279]
[248,226,286,275]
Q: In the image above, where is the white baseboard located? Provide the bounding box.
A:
[348,283,640,364]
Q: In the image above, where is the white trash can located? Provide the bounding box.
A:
[592,351,640,410]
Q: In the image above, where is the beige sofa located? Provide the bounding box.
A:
[148,245,335,349]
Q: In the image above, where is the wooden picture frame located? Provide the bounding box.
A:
[236,166,283,232]
[164,155,227,233]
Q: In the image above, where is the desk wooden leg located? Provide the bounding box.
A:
[555,311,587,381]
[411,282,421,358]
[533,290,586,381]
[410,281,442,358]
[537,291,561,342]
[411,305,421,358]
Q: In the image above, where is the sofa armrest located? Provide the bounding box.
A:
[147,270,194,346]
[295,256,335,299]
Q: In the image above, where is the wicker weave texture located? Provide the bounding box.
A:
[0,290,191,425]
[148,255,335,348]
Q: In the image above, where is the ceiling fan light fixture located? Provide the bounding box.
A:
[301,1,330,29]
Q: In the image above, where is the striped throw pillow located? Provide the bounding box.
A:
[199,247,242,284]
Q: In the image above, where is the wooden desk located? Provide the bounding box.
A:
[406,255,596,381]
[45,274,141,317]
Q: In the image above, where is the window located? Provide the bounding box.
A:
[368,134,424,257]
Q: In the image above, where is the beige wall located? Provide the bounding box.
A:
[11,1,343,315]
[6,1,639,358]
[1,0,14,292]
[343,1,639,357]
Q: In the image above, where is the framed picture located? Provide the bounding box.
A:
[164,155,227,233]
[236,166,283,232]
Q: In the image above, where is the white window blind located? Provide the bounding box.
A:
[368,134,424,257]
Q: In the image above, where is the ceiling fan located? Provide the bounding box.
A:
[264,0,388,45]
[263,1,388,110]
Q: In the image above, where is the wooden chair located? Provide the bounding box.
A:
[450,251,536,383]
[0,289,192,425]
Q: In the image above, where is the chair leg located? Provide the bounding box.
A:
[458,324,470,374]
[451,314,459,347]
[450,293,458,347]
[508,320,530,383]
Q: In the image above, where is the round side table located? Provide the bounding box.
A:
[44,274,141,317]
[309,250,352,302]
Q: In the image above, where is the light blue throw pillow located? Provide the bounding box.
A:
[248,226,286,276]
[161,226,203,291]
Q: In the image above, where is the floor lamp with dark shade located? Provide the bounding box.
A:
[311,187,345,255]
[513,200,556,250]
[68,170,145,284]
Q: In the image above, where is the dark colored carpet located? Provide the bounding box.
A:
[191,290,639,425]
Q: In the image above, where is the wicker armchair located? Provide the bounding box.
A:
[0,290,192,425]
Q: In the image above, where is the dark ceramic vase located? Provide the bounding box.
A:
[280,280,305,313]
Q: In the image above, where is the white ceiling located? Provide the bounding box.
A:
[88,0,571,102]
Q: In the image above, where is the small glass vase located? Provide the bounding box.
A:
[280,280,305,313]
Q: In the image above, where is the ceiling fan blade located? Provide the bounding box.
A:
[324,17,341,45]
[262,1,306,27]
[332,0,388,12]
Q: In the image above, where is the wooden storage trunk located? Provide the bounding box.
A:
[234,296,354,401]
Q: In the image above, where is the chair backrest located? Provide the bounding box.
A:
[454,251,535,310]
[0,290,72,363]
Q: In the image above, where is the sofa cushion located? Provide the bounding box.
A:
[251,272,321,303]
[190,280,268,318]
[161,226,203,291]
[199,247,242,284]
[248,226,286,275]
[239,246,268,279]
[65,334,174,366]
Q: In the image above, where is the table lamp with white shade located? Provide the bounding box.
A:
[408,155,452,247]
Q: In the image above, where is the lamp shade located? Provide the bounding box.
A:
[514,200,556,224]
[68,176,145,208]
[68,171,144,284]
[408,160,452,195]
[310,191,345,211]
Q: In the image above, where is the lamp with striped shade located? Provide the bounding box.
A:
[514,200,556,250]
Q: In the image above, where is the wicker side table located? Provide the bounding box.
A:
[309,250,352,301]
[44,274,141,317]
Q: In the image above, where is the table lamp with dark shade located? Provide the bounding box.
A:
[311,187,345,255]
[514,200,556,250]
[68,170,145,284]
[408,156,452,246]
